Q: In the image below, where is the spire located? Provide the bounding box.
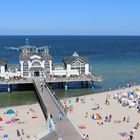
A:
[26,39,29,46]
[72,52,79,57]
[44,45,49,54]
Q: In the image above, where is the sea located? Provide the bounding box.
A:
[1,36,140,99]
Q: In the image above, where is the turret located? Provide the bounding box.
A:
[44,46,49,54]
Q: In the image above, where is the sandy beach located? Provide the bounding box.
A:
[61,85,140,140]
[0,103,47,140]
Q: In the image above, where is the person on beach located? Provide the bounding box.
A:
[17,129,20,137]
[82,134,86,140]
[29,104,33,112]
[109,114,112,122]
[105,98,110,105]
[85,112,88,118]
[85,135,89,140]
[123,117,126,122]
[0,126,4,131]
[126,116,130,122]
[92,113,94,119]
[129,133,134,140]
[76,96,79,103]
[97,122,103,126]
[134,122,140,129]
[105,116,108,122]
[21,129,24,135]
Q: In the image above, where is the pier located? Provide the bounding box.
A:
[0,73,102,92]
[33,78,82,140]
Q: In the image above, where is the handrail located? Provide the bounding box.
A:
[46,83,67,115]
[32,130,50,140]
[67,114,83,137]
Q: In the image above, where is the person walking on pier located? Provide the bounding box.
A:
[41,83,43,92]
[58,112,62,120]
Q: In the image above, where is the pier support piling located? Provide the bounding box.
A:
[65,82,68,91]
[81,81,84,88]
[7,84,11,92]
[61,82,64,89]
[91,81,94,89]
[86,81,88,88]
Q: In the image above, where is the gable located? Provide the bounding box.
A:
[30,55,41,60]
[71,58,85,65]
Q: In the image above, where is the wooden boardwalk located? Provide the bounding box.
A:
[33,78,82,140]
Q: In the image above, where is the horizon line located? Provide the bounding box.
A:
[0,34,140,36]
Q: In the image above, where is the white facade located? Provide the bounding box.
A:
[0,47,90,79]
[0,65,5,76]
[52,69,79,77]
[64,53,90,75]
[20,46,52,78]
[20,56,52,78]
[85,64,89,75]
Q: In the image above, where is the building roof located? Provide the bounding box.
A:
[19,53,31,61]
[19,52,52,61]
[42,53,52,60]
[63,52,88,64]
[7,64,20,70]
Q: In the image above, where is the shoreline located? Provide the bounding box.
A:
[58,83,140,100]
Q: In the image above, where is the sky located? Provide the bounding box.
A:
[0,0,140,35]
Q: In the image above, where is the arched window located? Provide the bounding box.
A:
[23,61,29,76]
[76,61,80,66]
[9,67,16,73]
[32,61,41,66]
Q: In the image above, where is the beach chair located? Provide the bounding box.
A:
[3,134,8,140]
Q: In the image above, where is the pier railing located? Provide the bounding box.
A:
[46,83,67,115]
[45,74,103,83]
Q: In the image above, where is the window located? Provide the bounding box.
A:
[44,61,50,73]
[32,61,41,66]
[9,67,16,73]
[23,61,29,76]
[71,60,85,75]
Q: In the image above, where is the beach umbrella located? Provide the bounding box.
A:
[129,95,134,99]
[129,102,136,108]
[95,114,102,120]
[6,109,15,114]
[127,91,132,97]
[123,93,127,97]
[136,93,140,98]
[66,99,72,108]
[0,117,3,121]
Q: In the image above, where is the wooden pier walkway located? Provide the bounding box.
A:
[33,78,82,140]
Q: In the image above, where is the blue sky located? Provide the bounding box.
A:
[0,0,140,35]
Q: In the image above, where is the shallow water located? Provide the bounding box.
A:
[0,91,37,107]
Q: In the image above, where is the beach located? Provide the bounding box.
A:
[61,85,140,140]
[0,103,47,140]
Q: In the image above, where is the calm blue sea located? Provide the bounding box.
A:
[1,36,140,94]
